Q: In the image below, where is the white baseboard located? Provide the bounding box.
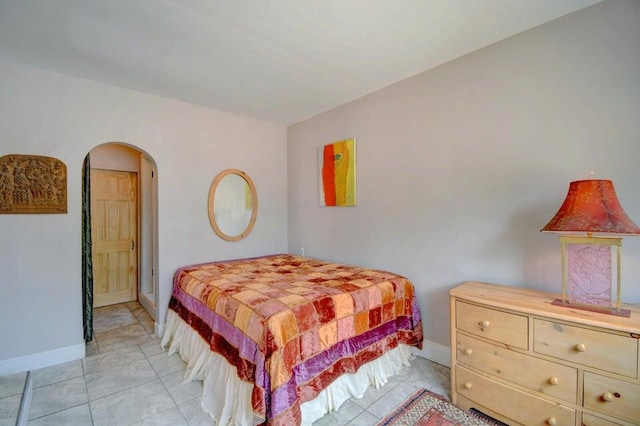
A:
[0,343,86,376]
[0,337,447,377]
[154,321,164,338]
[413,339,451,368]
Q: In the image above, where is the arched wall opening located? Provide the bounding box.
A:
[82,142,159,339]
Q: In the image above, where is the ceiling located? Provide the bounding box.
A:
[0,0,601,126]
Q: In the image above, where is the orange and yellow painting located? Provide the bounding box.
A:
[319,138,356,207]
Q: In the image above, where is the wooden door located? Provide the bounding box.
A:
[91,169,137,307]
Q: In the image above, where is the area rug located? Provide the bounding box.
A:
[376,389,504,426]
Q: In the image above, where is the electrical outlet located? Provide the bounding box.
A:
[300,247,305,256]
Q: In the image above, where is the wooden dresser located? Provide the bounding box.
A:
[450,281,640,426]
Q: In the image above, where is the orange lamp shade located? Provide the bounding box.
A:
[541,180,640,235]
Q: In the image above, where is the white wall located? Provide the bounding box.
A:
[0,61,287,370]
[287,0,640,351]
[90,144,141,172]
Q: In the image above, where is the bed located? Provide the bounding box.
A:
[161,254,423,425]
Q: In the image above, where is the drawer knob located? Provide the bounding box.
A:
[602,392,614,402]
[548,376,559,385]
[575,343,586,352]
[547,417,557,426]
[480,320,491,329]
[463,348,473,356]
[463,382,473,390]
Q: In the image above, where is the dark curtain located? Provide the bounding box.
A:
[82,154,94,342]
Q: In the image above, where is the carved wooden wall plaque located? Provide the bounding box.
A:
[0,154,67,214]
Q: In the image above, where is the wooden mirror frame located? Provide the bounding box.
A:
[207,169,258,242]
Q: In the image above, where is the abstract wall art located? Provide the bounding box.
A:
[318,138,356,207]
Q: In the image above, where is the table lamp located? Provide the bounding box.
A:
[541,178,640,317]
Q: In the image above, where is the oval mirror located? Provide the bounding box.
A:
[207,169,258,241]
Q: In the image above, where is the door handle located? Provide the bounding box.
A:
[131,240,134,250]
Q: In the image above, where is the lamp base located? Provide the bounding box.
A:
[551,298,631,318]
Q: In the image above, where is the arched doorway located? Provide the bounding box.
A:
[82,142,159,342]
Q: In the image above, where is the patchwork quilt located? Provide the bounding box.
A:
[168,254,423,425]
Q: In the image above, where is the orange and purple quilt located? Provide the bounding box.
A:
[168,254,423,425]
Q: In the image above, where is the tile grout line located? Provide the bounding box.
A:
[16,302,165,426]
[152,355,192,425]
[27,401,91,423]
[17,328,451,426]
[353,379,401,412]
[135,337,183,426]
[25,369,89,423]
[85,302,158,423]
[365,408,381,422]
[131,299,201,425]
[130,301,189,425]
[81,355,97,426]
[108,302,187,426]
[87,377,159,406]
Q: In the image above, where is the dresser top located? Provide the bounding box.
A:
[450,281,640,335]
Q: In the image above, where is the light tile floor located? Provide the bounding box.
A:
[0,302,451,425]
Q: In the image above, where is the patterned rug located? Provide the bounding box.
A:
[376,389,504,426]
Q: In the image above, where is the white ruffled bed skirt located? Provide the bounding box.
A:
[161,309,414,426]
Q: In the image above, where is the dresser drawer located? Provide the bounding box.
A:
[456,301,528,350]
[533,319,638,378]
[582,412,633,426]
[456,333,577,403]
[583,372,640,424]
[455,365,576,426]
